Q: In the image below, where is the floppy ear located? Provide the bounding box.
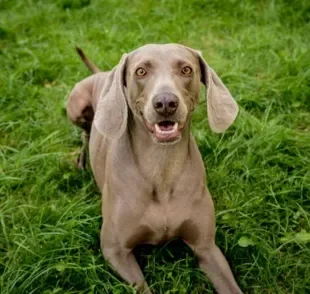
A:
[94,54,128,139]
[197,52,238,133]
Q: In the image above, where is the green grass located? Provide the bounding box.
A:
[0,0,310,293]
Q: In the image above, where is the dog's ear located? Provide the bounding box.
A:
[196,51,238,133]
[94,54,128,139]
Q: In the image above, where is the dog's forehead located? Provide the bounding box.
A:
[129,44,197,64]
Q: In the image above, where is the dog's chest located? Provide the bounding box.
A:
[140,190,193,244]
[133,157,205,245]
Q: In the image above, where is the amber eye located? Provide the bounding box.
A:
[135,67,147,76]
[181,66,193,76]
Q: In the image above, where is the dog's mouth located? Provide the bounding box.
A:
[144,119,182,143]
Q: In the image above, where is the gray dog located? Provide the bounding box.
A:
[67,44,242,294]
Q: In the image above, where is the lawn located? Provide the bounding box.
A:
[0,0,309,293]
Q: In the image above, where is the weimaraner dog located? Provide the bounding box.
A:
[67,44,242,294]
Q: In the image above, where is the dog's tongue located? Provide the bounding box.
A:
[154,121,179,141]
[158,121,175,131]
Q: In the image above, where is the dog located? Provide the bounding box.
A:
[67,44,242,293]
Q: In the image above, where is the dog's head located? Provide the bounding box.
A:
[95,44,238,144]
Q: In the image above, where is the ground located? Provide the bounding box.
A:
[0,0,309,293]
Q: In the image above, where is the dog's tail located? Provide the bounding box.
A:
[76,46,101,74]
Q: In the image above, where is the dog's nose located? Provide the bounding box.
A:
[152,93,179,116]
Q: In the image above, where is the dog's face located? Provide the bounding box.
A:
[125,44,201,144]
[94,43,238,142]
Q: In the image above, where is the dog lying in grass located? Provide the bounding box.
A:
[67,44,242,294]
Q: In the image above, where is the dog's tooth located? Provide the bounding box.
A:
[173,122,178,131]
[155,124,161,133]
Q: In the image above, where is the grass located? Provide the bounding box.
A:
[0,0,309,293]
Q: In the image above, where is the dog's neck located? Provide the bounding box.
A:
[128,116,191,188]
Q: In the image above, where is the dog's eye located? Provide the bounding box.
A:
[181,66,193,76]
[135,67,147,76]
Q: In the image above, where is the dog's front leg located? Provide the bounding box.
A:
[102,246,151,294]
[183,190,243,294]
[193,243,243,294]
[101,218,152,294]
